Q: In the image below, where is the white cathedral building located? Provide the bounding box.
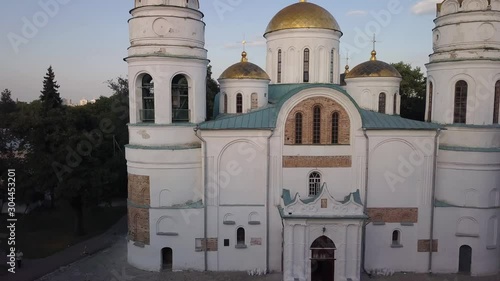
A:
[124,0,500,280]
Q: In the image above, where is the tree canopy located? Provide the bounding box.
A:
[40,66,63,113]
[391,62,427,121]
[1,67,129,236]
[1,89,17,114]
[206,65,220,121]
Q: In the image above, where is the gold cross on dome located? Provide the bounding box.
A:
[241,33,247,52]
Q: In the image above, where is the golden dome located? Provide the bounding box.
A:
[219,52,270,80]
[345,55,401,79]
[265,1,341,35]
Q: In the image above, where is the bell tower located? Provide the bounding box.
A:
[126,0,207,272]
[426,0,500,275]
[426,0,500,125]
[127,0,208,125]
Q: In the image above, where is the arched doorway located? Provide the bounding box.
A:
[458,245,472,274]
[311,236,336,281]
[162,247,173,271]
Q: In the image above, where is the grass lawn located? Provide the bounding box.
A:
[0,205,126,259]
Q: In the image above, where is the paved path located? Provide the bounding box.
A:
[4,217,499,281]
[2,216,127,281]
[36,235,500,281]
[37,236,281,281]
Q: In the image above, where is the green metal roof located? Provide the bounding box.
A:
[359,109,442,130]
[199,83,442,131]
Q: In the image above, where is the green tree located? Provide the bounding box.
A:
[40,66,63,113]
[4,71,130,236]
[0,89,17,114]
[106,77,129,98]
[391,62,427,121]
[50,79,129,235]
[206,65,220,120]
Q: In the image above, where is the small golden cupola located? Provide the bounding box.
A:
[219,52,270,80]
[346,49,401,79]
[344,43,403,115]
[264,0,341,35]
[218,52,270,115]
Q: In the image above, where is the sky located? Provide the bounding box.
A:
[0,0,442,103]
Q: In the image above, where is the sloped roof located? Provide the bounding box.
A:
[360,109,442,130]
[199,83,442,131]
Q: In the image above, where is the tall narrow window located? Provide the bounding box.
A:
[277,49,282,84]
[392,230,401,246]
[330,49,334,83]
[236,93,243,113]
[428,82,433,122]
[172,74,189,122]
[251,93,258,110]
[454,80,468,124]
[295,113,303,144]
[309,172,321,196]
[393,93,398,115]
[223,93,228,114]
[378,93,386,114]
[494,81,500,124]
[303,48,310,83]
[332,112,339,144]
[313,106,321,144]
[236,227,245,246]
[141,74,155,122]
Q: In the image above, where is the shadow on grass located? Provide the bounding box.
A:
[0,205,126,259]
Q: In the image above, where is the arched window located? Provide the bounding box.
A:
[393,93,398,115]
[309,172,321,196]
[313,106,321,144]
[392,230,401,246]
[428,82,433,122]
[494,81,500,124]
[223,93,228,114]
[251,93,258,110]
[295,113,303,144]
[277,49,282,84]
[141,74,155,122]
[332,112,339,144]
[378,93,386,114]
[303,48,310,83]
[236,93,243,113]
[330,49,334,83]
[454,80,468,124]
[172,74,189,122]
[236,227,245,245]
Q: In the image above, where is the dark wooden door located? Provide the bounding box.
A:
[311,259,334,281]
[458,245,472,274]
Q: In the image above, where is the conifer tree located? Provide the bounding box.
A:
[40,66,62,112]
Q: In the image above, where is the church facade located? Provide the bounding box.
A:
[125,1,500,280]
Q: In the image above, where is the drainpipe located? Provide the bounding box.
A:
[194,127,208,272]
[428,129,441,273]
[362,128,371,277]
[266,129,275,273]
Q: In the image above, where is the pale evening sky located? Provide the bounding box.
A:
[0,0,442,103]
